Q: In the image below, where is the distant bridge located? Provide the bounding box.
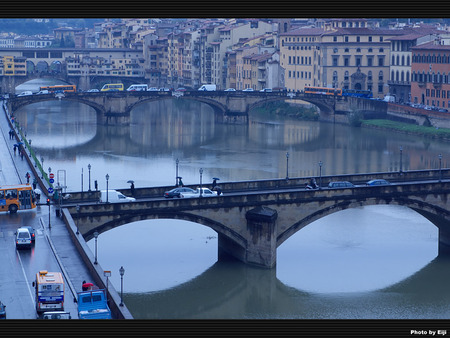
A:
[63,169,450,268]
[7,90,388,125]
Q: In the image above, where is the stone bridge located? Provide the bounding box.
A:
[7,90,388,125]
[63,169,450,268]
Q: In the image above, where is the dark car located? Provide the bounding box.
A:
[0,301,6,319]
[366,179,390,186]
[164,187,195,198]
[22,226,36,242]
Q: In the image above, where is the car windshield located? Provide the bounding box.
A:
[18,232,29,238]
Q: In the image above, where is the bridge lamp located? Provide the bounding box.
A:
[105,174,110,203]
[175,158,179,186]
[319,161,323,190]
[286,152,289,180]
[76,204,80,235]
[119,266,125,306]
[88,164,91,191]
[93,231,99,265]
[439,154,443,182]
[199,168,203,197]
[399,146,403,173]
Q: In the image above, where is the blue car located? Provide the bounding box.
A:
[366,179,390,186]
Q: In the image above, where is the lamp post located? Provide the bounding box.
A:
[439,154,442,182]
[286,152,289,180]
[105,174,109,203]
[76,204,80,235]
[93,231,99,265]
[319,161,323,190]
[175,158,179,186]
[88,164,91,191]
[104,270,111,304]
[40,157,44,179]
[119,266,125,306]
[81,168,83,193]
[199,168,203,197]
[399,146,403,173]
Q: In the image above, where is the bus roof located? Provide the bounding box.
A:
[36,271,64,284]
[0,184,32,190]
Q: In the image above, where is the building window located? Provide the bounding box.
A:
[367,57,373,67]
[344,57,349,67]
[379,71,383,81]
[380,37,383,42]
[345,36,348,43]
[368,71,372,81]
[333,36,337,42]
[369,36,372,42]
[378,57,384,66]
[357,36,360,42]
[333,57,338,66]
[356,57,361,67]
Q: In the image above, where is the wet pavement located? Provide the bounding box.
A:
[0,101,131,319]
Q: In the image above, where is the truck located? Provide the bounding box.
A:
[77,289,112,319]
[32,271,65,313]
[198,84,216,91]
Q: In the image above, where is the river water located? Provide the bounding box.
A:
[12,80,450,319]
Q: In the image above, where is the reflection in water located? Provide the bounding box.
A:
[12,94,450,318]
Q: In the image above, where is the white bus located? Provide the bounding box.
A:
[127,84,148,91]
[32,270,65,313]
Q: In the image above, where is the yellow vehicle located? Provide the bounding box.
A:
[0,184,36,214]
[32,271,65,313]
[304,86,342,96]
[39,85,77,93]
[100,83,124,92]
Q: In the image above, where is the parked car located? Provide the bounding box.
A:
[224,88,236,92]
[159,88,170,92]
[179,187,219,198]
[17,91,33,97]
[15,227,32,249]
[147,87,159,91]
[366,179,390,186]
[175,87,187,92]
[327,181,354,189]
[22,225,36,242]
[259,88,272,92]
[36,90,49,95]
[164,187,195,198]
[87,89,99,92]
[0,301,6,319]
[242,88,254,92]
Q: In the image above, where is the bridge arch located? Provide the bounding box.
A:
[82,210,247,251]
[277,196,449,249]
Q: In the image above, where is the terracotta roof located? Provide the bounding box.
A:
[280,28,325,36]
[412,41,450,51]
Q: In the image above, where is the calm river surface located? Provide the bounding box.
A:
[13,80,450,319]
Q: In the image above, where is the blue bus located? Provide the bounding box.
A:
[342,89,373,99]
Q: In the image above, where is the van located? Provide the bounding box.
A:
[383,95,395,103]
[42,311,71,320]
[127,84,148,92]
[15,227,32,249]
[36,90,49,95]
[198,84,216,91]
[99,190,136,203]
[17,91,33,97]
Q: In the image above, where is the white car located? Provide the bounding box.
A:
[224,88,236,92]
[15,227,32,249]
[17,91,33,97]
[242,88,254,92]
[147,87,159,91]
[87,89,99,92]
[180,187,219,198]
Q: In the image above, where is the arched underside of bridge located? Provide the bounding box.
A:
[80,210,248,253]
[277,196,450,252]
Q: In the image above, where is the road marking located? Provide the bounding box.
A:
[16,250,36,308]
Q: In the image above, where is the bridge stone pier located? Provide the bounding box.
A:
[63,170,450,268]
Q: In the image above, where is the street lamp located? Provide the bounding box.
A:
[399,146,403,173]
[105,174,109,203]
[76,204,80,235]
[175,158,179,186]
[199,168,203,197]
[319,161,323,190]
[88,164,91,191]
[286,152,289,180]
[439,154,442,182]
[119,266,125,306]
[81,168,84,193]
[104,270,111,304]
[93,231,99,265]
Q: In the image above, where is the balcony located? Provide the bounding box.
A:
[433,82,442,88]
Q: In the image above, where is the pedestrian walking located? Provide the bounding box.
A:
[13,145,16,154]
[130,182,135,196]
[25,172,30,184]
[32,178,37,190]
[20,149,24,160]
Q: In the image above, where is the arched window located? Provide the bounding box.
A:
[407,55,410,66]
[396,55,400,65]
[392,55,395,65]
[396,70,399,81]
[401,71,404,82]
[406,71,410,82]
[391,70,395,80]
[401,55,405,66]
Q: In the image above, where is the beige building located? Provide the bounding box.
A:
[280,19,406,98]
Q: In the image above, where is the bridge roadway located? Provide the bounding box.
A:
[63,168,450,268]
[0,102,132,319]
